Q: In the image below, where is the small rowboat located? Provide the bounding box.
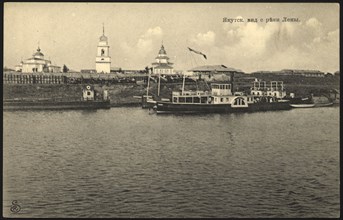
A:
[314,102,334,107]
[290,103,315,108]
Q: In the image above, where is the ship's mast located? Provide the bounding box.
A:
[157,72,161,97]
[182,72,186,95]
[146,67,151,97]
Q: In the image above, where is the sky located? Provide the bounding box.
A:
[4,3,340,73]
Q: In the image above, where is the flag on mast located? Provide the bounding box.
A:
[187,47,207,59]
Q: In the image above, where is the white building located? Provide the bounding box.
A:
[83,85,95,101]
[151,44,174,75]
[95,25,111,74]
[15,47,61,73]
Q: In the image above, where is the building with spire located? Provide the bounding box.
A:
[15,47,61,73]
[151,44,174,75]
[95,24,111,74]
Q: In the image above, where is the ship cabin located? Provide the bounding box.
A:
[250,81,286,99]
[171,83,250,107]
[211,83,234,104]
[172,90,211,104]
[211,83,249,107]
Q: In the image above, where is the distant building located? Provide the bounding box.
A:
[15,47,61,73]
[189,65,243,81]
[95,25,111,74]
[110,67,122,73]
[278,69,325,77]
[151,44,174,75]
[81,69,97,74]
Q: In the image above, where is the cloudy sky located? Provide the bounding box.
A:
[4,3,339,73]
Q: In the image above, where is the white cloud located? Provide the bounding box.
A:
[326,29,339,43]
[306,17,322,29]
[145,26,163,37]
[121,26,163,53]
[119,26,163,69]
[190,31,216,46]
[208,17,339,72]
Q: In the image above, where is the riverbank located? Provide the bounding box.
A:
[3,81,339,107]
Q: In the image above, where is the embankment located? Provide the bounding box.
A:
[3,84,146,106]
[3,79,339,106]
[3,82,197,106]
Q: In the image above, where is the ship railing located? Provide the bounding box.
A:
[172,91,210,96]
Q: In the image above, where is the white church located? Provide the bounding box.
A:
[151,44,174,75]
[15,47,61,73]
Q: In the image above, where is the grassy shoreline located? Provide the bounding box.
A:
[3,79,339,106]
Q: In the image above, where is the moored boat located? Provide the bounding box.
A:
[141,95,157,109]
[290,103,315,108]
[285,94,315,108]
[314,102,334,107]
[154,80,291,114]
[3,85,111,111]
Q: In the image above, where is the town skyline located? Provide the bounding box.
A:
[4,3,339,73]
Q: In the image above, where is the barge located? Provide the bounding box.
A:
[3,85,111,111]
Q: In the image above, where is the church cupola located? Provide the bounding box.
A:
[151,43,174,75]
[99,24,108,42]
[158,45,167,55]
[33,47,44,59]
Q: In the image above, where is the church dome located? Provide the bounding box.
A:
[33,47,44,57]
[159,45,167,55]
[100,34,108,41]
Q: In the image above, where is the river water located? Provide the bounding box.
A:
[3,107,340,218]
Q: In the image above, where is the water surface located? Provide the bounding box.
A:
[3,107,340,218]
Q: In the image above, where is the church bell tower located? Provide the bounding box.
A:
[96,24,111,73]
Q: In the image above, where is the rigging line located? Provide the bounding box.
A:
[188,51,194,70]
[189,51,202,91]
[190,52,198,69]
[195,76,199,90]
[191,52,199,68]
[205,79,211,91]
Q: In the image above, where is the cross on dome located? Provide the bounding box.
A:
[100,23,108,41]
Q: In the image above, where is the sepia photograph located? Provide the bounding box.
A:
[3,2,340,218]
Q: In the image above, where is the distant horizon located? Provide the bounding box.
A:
[3,65,338,75]
[4,3,339,73]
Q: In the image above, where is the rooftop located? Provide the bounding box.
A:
[154,64,173,69]
[189,65,242,73]
[155,55,170,59]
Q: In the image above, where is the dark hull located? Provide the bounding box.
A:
[285,97,314,105]
[142,101,156,109]
[155,101,291,114]
[141,95,156,109]
[3,100,111,111]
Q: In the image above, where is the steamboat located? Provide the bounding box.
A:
[154,80,291,114]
